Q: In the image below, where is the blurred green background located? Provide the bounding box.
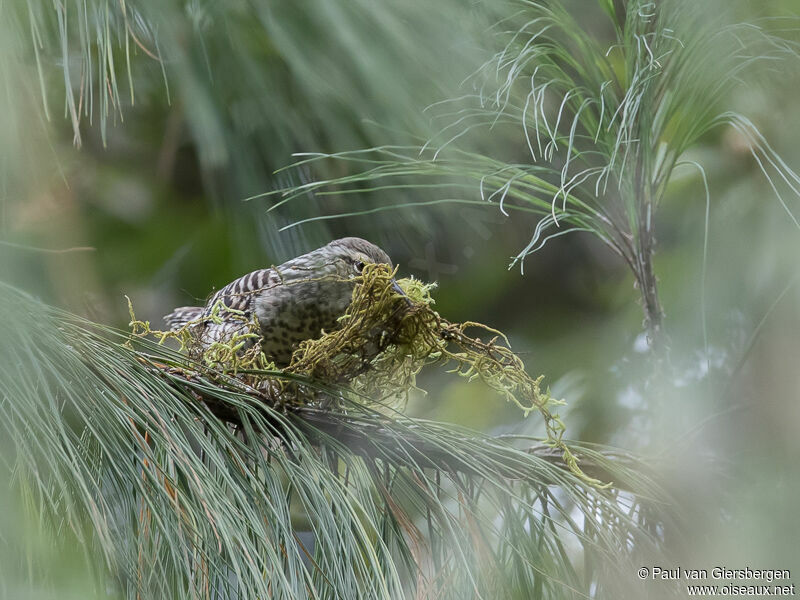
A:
[1,0,799,594]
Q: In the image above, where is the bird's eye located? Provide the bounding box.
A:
[356,261,366,273]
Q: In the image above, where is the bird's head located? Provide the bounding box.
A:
[327,237,393,275]
[326,237,410,304]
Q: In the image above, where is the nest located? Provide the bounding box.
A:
[128,264,600,485]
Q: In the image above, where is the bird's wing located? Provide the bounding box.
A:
[203,268,281,318]
[197,268,281,346]
[163,306,204,330]
[163,269,278,335]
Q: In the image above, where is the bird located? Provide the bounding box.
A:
[164,237,407,366]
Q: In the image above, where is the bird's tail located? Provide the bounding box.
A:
[163,306,203,330]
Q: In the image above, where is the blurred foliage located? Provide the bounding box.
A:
[1,0,799,597]
[271,0,800,348]
[0,0,498,309]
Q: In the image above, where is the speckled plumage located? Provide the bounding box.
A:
[164,238,394,365]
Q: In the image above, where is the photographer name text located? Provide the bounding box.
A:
[639,567,791,582]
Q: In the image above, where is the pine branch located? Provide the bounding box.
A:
[2,282,668,599]
[154,362,643,490]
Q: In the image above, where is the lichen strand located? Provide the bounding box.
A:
[127,264,602,486]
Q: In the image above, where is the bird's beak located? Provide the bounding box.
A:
[391,279,413,306]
